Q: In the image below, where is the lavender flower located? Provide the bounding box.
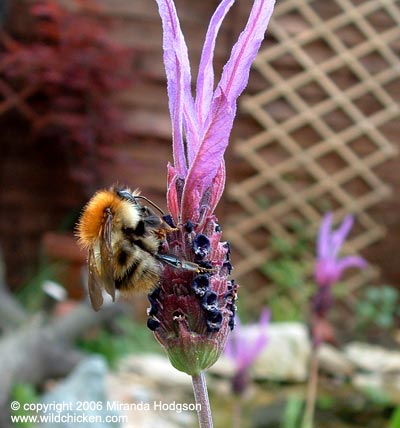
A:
[149,0,275,376]
[224,308,270,395]
[315,213,367,289]
[312,213,367,343]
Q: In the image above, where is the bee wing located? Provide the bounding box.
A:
[99,209,116,302]
[88,247,104,311]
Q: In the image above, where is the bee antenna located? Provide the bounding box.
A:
[134,196,165,215]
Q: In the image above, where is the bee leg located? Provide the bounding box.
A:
[155,254,214,273]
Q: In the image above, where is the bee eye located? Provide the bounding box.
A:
[144,215,162,229]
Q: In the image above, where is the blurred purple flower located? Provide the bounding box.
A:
[312,213,367,334]
[224,308,270,394]
[149,0,275,376]
[314,213,367,288]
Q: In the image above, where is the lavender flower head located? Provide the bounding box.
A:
[224,308,269,394]
[148,0,275,376]
[315,213,367,289]
[312,213,367,341]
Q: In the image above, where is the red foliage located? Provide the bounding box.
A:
[0,0,135,185]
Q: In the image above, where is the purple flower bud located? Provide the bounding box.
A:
[147,299,159,317]
[201,291,218,310]
[206,313,223,332]
[162,214,176,229]
[147,318,160,331]
[192,274,211,297]
[184,220,195,233]
[193,234,211,260]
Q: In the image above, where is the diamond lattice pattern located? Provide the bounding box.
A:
[226,0,399,288]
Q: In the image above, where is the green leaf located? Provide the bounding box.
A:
[10,383,39,428]
[389,407,400,428]
[281,396,303,428]
[262,259,306,289]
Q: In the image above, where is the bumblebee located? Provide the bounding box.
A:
[76,185,209,310]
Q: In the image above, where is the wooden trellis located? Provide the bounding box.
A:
[0,35,39,121]
[225,0,399,289]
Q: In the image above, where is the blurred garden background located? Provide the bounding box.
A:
[0,0,399,427]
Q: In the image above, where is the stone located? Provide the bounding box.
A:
[252,322,311,382]
[352,372,400,405]
[212,322,311,382]
[117,354,192,388]
[36,355,119,428]
[344,342,400,373]
[107,354,198,428]
[318,344,355,377]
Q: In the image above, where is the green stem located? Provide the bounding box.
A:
[232,395,242,428]
[302,345,320,428]
[192,371,214,428]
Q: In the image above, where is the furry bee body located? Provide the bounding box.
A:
[76,186,171,310]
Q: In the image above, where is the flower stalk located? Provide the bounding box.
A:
[303,213,367,428]
[302,346,319,428]
[192,372,213,428]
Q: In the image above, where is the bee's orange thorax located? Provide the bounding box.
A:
[76,190,124,248]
